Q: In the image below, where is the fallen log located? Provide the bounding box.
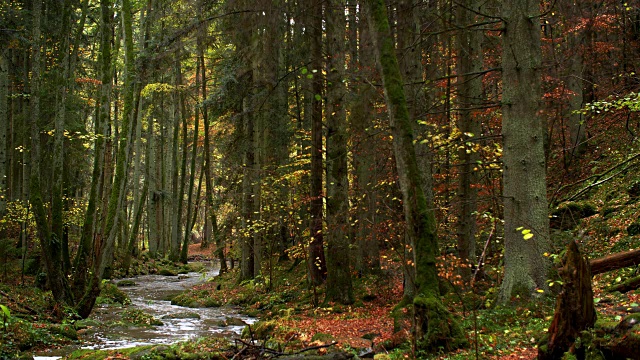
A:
[589,248,640,275]
[539,241,596,360]
[607,274,640,293]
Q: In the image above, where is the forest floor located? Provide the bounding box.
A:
[5,180,640,360]
[1,238,639,359]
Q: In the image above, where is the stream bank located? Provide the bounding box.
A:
[33,262,255,359]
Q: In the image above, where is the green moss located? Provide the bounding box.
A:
[413,295,467,353]
[47,323,78,340]
[66,345,157,359]
[311,332,336,343]
[159,268,178,276]
[96,282,131,305]
[116,279,137,287]
[161,312,201,320]
[121,309,163,326]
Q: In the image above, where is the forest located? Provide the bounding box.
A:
[2,0,640,359]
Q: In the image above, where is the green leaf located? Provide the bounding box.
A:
[314,94,321,101]
[0,304,10,318]
[301,67,308,74]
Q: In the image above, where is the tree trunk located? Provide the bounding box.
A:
[351,4,380,275]
[96,0,136,279]
[325,0,354,305]
[365,0,466,352]
[181,57,200,264]
[454,0,483,281]
[170,58,185,262]
[29,0,76,308]
[308,0,327,286]
[0,53,8,216]
[240,93,256,282]
[538,241,596,360]
[74,0,112,312]
[498,0,552,304]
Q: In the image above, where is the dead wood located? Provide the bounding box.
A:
[589,248,640,275]
[538,241,597,360]
[607,274,640,293]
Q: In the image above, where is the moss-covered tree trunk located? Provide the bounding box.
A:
[73,0,112,316]
[325,0,354,305]
[29,0,75,308]
[96,0,136,279]
[365,0,466,352]
[498,0,552,304]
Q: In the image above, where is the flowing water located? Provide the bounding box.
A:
[34,263,255,359]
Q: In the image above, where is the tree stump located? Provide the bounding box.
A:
[538,241,597,360]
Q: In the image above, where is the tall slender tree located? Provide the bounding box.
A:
[455,0,483,281]
[308,0,327,286]
[325,0,354,305]
[365,0,466,351]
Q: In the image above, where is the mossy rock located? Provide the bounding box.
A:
[66,345,157,360]
[187,262,206,273]
[203,297,222,307]
[47,323,78,340]
[244,319,277,339]
[75,318,100,330]
[116,279,137,287]
[551,201,598,230]
[121,309,163,326]
[98,282,131,305]
[158,268,178,276]
[162,312,201,319]
[225,317,247,326]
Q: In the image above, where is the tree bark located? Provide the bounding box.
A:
[351,4,380,275]
[325,0,354,305]
[308,0,327,286]
[365,0,465,352]
[0,53,8,216]
[538,241,596,360]
[498,0,552,304]
[454,0,483,281]
[590,248,640,275]
[96,0,136,279]
[29,0,75,307]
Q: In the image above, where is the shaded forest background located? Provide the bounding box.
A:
[2,0,640,356]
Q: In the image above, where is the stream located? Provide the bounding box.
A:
[34,263,255,359]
